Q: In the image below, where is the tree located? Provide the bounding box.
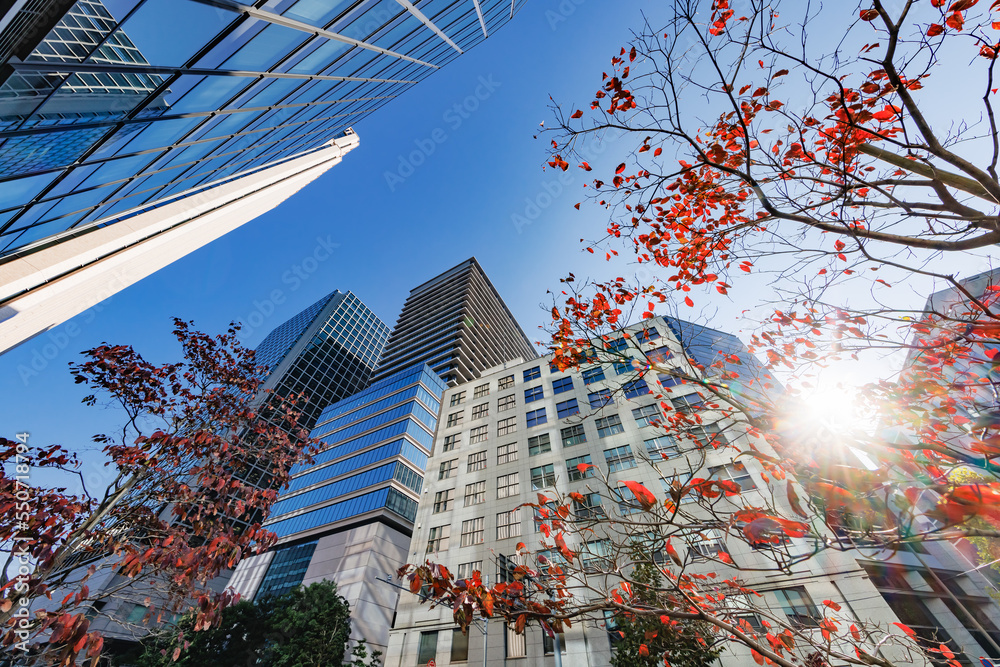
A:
[400,2,1000,666]
[135,580,378,667]
[0,319,319,665]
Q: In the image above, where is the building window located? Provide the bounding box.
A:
[497,472,519,499]
[534,501,559,532]
[543,630,567,655]
[574,494,605,520]
[418,630,439,664]
[561,424,586,447]
[674,392,705,412]
[636,327,660,343]
[596,414,625,437]
[589,389,614,409]
[774,587,820,627]
[443,434,461,452]
[606,337,629,353]
[523,366,541,381]
[531,464,556,490]
[472,402,489,419]
[497,508,522,540]
[526,408,547,428]
[451,628,469,662]
[457,561,482,580]
[433,489,455,513]
[461,518,485,547]
[426,526,450,553]
[474,383,490,398]
[692,424,725,448]
[556,398,580,419]
[465,481,486,506]
[646,345,673,365]
[552,376,574,394]
[528,433,552,456]
[567,455,594,481]
[506,623,526,658]
[524,385,544,403]
[497,442,518,464]
[498,394,516,412]
[447,411,464,427]
[467,451,487,472]
[689,528,730,560]
[658,374,683,389]
[613,360,632,375]
[582,367,606,384]
[632,403,661,427]
[604,445,637,473]
[645,435,679,459]
[498,374,514,390]
[470,425,488,444]
[623,378,651,398]
[497,417,517,436]
[439,459,458,480]
[709,462,755,491]
[450,392,465,407]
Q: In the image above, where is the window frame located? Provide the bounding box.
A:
[526,407,547,428]
[528,433,552,456]
[467,450,487,472]
[497,472,519,499]
[604,444,637,473]
[497,442,518,464]
[464,481,486,506]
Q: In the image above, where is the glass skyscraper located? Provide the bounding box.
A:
[0,0,526,353]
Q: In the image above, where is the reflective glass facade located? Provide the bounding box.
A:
[262,362,445,539]
[0,0,526,256]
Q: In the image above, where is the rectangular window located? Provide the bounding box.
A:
[464,481,485,506]
[674,392,705,412]
[613,360,632,375]
[457,561,482,580]
[632,403,661,427]
[467,451,487,472]
[498,374,514,390]
[506,622,526,658]
[497,394,516,412]
[439,459,458,480]
[447,411,464,427]
[497,417,517,436]
[645,435,679,458]
[443,434,460,452]
[528,433,552,456]
[556,398,580,419]
[451,628,469,662]
[690,528,730,560]
[623,378,651,398]
[604,445,637,472]
[474,382,490,398]
[531,464,556,490]
[709,462,755,491]
[582,367,606,384]
[774,587,820,627]
[418,631,439,665]
[524,385,544,403]
[636,327,660,343]
[574,494,604,519]
[596,414,625,437]
[523,366,541,381]
[461,518,485,547]
[426,526,450,553]
[543,631,567,655]
[497,442,518,465]
[646,345,673,365]
[433,489,454,513]
[526,408,547,428]
[658,374,683,389]
[497,472,519,499]
[567,454,594,481]
[552,376,574,394]
[472,402,489,419]
[606,337,629,353]
[496,508,522,540]
[589,389,614,409]
[561,424,587,447]
[470,425,488,444]
[450,392,465,407]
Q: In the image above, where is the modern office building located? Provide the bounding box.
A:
[229,363,446,656]
[370,257,538,386]
[0,0,527,353]
[386,316,1000,667]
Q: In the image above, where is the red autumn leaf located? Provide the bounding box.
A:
[576,462,594,475]
[570,110,583,119]
[684,296,694,307]
[948,0,978,10]
[946,11,964,30]
[927,22,945,36]
[859,8,879,21]
[823,599,842,611]
[615,163,627,174]
[639,644,650,656]
[893,622,916,637]
[622,480,657,510]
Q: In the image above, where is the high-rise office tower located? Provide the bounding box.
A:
[370,257,538,386]
[0,0,526,353]
[387,316,1000,666]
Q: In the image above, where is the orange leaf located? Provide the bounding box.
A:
[860,8,879,21]
[570,110,583,119]
[622,480,657,510]
[684,296,694,307]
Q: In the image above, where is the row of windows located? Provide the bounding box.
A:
[426,508,521,553]
[449,374,516,406]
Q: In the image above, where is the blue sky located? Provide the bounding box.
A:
[0,0,658,463]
